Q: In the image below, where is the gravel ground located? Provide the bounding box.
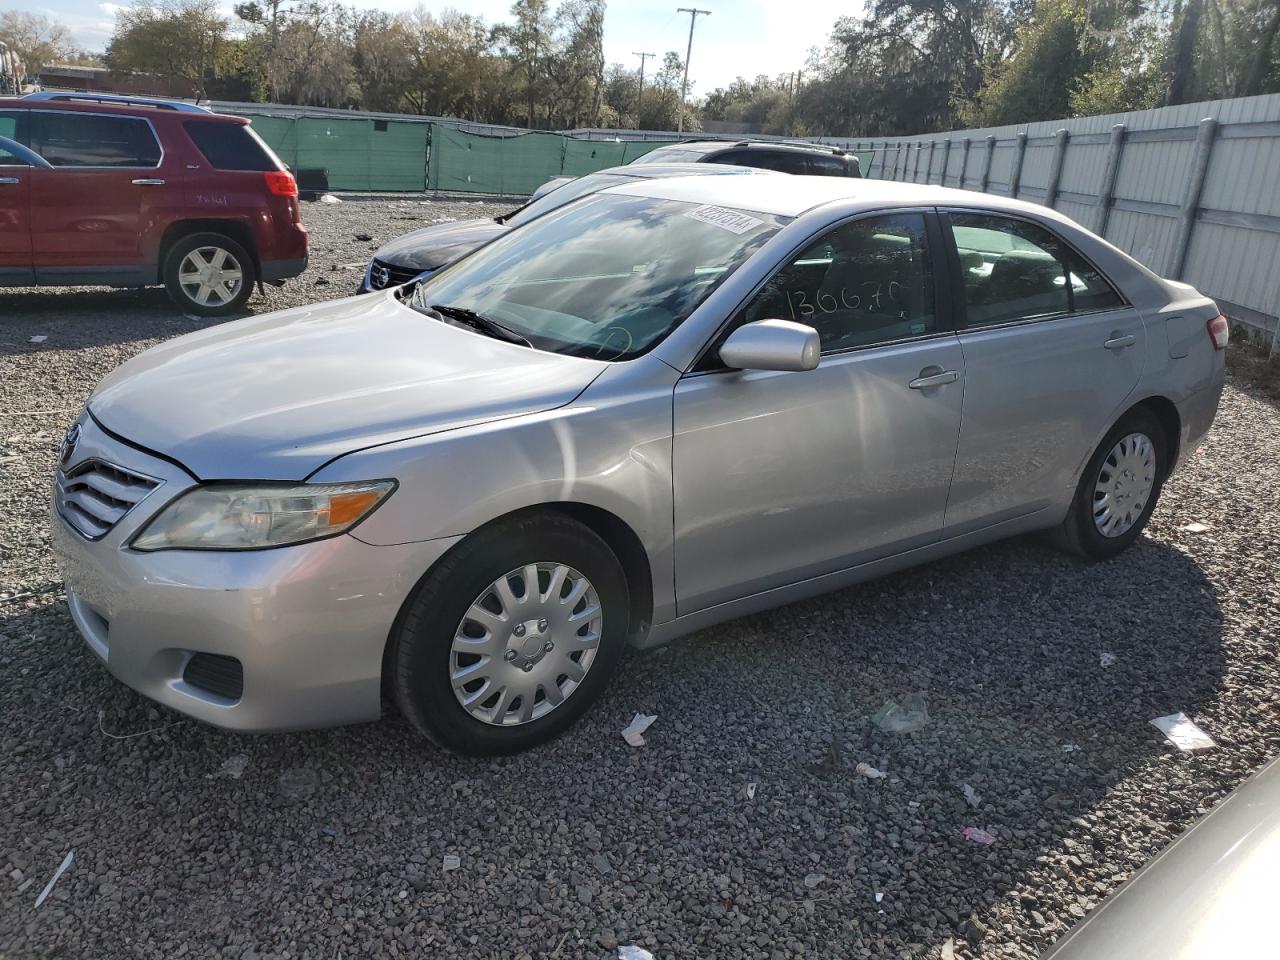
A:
[2,198,1279,960]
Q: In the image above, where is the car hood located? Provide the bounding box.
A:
[89,293,607,480]
[374,218,510,271]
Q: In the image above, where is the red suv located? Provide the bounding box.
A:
[0,93,307,315]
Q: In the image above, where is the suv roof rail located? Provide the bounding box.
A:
[21,92,212,114]
[733,138,849,156]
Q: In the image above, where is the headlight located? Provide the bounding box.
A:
[130,481,395,552]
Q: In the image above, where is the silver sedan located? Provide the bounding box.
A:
[51,176,1226,754]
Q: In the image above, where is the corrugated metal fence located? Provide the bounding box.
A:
[825,94,1280,349]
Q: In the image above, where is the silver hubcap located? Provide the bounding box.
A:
[450,563,603,726]
[1093,432,1156,538]
[178,246,243,307]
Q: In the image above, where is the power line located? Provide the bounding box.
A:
[675,7,709,134]
[633,51,655,127]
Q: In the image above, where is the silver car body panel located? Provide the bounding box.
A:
[88,291,608,480]
[51,175,1225,730]
[1042,754,1280,960]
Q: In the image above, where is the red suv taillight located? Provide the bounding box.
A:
[1206,314,1229,350]
[264,171,297,197]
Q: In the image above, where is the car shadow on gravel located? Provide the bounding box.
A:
[0,533,1226,957]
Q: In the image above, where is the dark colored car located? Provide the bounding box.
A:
[628,139,861,177]
[361,162,773,292]
[0,92,308,315]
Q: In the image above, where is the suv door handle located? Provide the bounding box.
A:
[131,178,166,186]
[0,177,19,185]
[908,368,959,390]
[1104,334,1136,351]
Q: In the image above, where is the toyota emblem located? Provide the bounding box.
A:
[371,264,391,289]
[59,423,80,466]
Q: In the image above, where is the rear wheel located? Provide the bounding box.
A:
[392,513,629,755]
[1053,407,1167,560]
[163,232,255,316]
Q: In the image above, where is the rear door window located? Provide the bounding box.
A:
[33,112,161,167]
[0,109,28,165]
[806,154,850,177]
[185,120,278,171]
[945,213,1123,327]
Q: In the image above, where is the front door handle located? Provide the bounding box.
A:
[908,368,959,390]
[0,177,19,185]
[131,178,166,186]
[1104,333,1137,351]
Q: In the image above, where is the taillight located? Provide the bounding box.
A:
[1206,314,1229,350]
[264,171,297,197]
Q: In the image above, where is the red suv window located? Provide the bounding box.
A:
[33,111,161,167]
[185,120,278,172]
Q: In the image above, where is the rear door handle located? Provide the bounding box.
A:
[1104,334,1136,351]
[908,369,959,389]
[0,177,19,185]
[131,178,166,186]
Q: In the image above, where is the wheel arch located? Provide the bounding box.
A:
[1127,395,1182,479]
[156,220,259,284]
[380,501,656,697]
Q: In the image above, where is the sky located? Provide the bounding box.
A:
[15,0,848,95]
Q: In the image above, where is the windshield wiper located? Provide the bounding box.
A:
[428,303,532,347]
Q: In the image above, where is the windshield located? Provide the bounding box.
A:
[410,192,786,361]
[503,172,636,228]
[629,147,710,164]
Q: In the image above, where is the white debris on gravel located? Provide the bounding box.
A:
[33,851,73,909]
[856,762,888,779]
[2,198,1279,959]
[621,712,657,747]
[1151,712,1217,751]
[208,754,250,780]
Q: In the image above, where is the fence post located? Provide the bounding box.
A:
[1009,131,1028,197]
[940,138,952,185]
[980,135,995,192]
[960,137,971,188]
[1095,123,1126,236]
[1044,128,1069,208]
[1169,117,1218,280]
[913,142,923,181]
[926,140,937,183]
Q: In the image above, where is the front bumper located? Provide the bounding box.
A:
[50,416,459,732]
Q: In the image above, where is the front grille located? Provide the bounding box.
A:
[55,459,160,540]
[183,653,244,701]
[369,258,425,289]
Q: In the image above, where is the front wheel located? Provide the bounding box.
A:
[391,513,630,755]
[163,232,256,317]
[1053,407,1167,560]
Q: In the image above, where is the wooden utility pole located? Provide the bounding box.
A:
[676,7,710,133]
[633,51,654,127]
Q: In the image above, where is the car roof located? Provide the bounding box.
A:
[649,139,846,157]
[0,93,242,122]
[605,174,1049,218]
[591,162,775,179]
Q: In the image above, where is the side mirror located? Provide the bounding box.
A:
[719,319,820,372]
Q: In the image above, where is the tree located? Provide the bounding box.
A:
[0,10,75,72]
[351,11,414,112]
[106,0,230,98]
[497,0,554,127]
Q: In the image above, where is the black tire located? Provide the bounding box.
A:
[162,232,256,317]
[391,513,630,755]
[1052,407,1167,560]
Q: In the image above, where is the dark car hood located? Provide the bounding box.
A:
[89,292,606,481]
[374,218,510,271]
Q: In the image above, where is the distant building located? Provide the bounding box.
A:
[37,64,200,100]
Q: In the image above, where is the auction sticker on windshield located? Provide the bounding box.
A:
[685,205,765,235]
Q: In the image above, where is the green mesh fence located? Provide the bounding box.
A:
[236,113,776,194]
[427,126,568,195]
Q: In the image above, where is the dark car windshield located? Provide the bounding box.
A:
[629,146,711,164]
[502,172,636,228]
[410,192,786,361]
